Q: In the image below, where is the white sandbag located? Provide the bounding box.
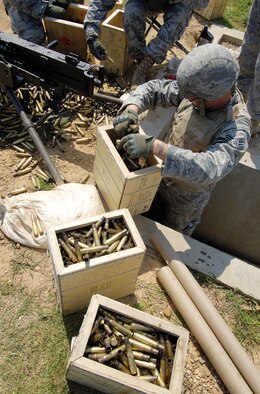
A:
[0,183,106,249]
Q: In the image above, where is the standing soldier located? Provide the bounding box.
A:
[237,0,260,136]
[84,0,209,88]
[113,44,251,235]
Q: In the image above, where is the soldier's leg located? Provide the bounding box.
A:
[7,7,46,44]
[148,181,211,236]
[123,0,148,62]
[237,0,260,99]
[146,3,192,64]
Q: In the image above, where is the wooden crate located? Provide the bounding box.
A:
[93,125,162,216]
[195,0,228,20]
[47,209,146,315]
[43,3,89,58]
[43,2,124,59]
[100,9,135,76]
[66,294,189,393]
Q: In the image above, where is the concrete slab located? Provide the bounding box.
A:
[134,215,260,301]
[195,138,260,266]
[209,24,244,46]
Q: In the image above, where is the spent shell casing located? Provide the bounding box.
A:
[118,352,129,368]
[124,337,138,375]
[58,238,78,263]
[159,350,166,382]
[103,336,112,352]
[104,228,128,246]
[131,322,156,333]
[87,353,106,361]
[15,157,27,171]
[132,332,164,351]
[80,173,90,184]
[104,317,133,337]
[9,187,28,196]
[31,215,39,238]
[108,240,120,254]
[129,338,159,356]
[132,350,150,362]
[80,245,108,254]
[89,331,106,343]
[110,359,131,375]
[90,315,104,336]
[98,344,126,363]
[20,156,33,170]
[92,224,101,246]
[152,368,167,388]
[85,346,106,354]
[116,235,128,251]
[74,239,82,262]
[109,333,118,347]
[13,167,32,177]
[135,359,156,371]
[165,334,174,362]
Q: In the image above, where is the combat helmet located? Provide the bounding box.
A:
[176,43,239,100]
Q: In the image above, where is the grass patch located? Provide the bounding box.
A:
[215,0,253,31]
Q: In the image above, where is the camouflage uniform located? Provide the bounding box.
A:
[118,45,251,235]
[237,0,260,122]
[84,0,209,63]
[3,0,49,44]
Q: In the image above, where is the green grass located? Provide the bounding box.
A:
[215,0,253,31]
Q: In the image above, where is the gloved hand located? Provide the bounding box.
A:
[87,37,107,60]
[113,109,139,138]
[117,134,155,159]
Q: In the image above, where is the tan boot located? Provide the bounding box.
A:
[130,55,154,90]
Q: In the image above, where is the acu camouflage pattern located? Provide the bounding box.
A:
[176,43,239,99]
[3,0,48,44]
[84,0,209,63]
[237,0,260,121]
[118,77,251,235]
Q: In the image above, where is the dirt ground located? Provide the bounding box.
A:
[0,2,259,394]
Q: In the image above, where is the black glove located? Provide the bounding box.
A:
[87,37,108,60]
[113,109,139,138]
[117,134,155,159]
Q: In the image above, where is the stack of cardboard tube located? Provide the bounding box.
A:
[151,230,260,394]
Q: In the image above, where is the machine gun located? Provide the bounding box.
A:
[0,32,122,184]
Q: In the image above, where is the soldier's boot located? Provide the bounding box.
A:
[131,55,154,90]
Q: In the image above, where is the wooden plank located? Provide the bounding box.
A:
[67,3,88,23]
[43,17,87,58]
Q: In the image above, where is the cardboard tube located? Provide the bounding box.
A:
[151,230,260,394]
[158,266,253,394]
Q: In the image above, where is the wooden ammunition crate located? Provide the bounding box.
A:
[94,125,162,216]
[100,9,134,76]
[66,294,189,393]
[43,2,123,59]
[47,209,146,315]
[195,0,228,20]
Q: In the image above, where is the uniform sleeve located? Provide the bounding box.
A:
[83,0,116,40]
[162,117,251,186]
[118,79,181,114]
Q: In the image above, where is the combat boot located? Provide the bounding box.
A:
[131,55,154,90]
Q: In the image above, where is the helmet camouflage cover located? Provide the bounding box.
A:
[176,43,239,100]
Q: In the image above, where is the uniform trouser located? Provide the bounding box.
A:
[146,179,211,236]
[237,0,260,121]
[123,0,192,64]
[3,0,48,44]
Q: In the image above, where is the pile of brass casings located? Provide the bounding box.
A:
[85,308,177,388]
[57,216,134,266]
